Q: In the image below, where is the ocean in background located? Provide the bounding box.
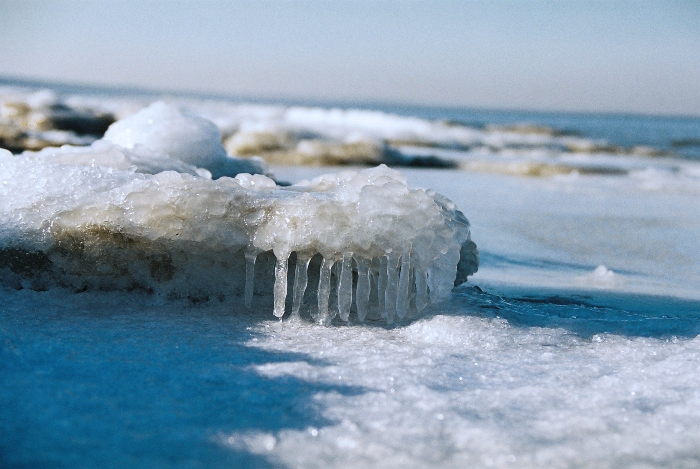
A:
[389,104,700,160]
[3,75,700,160]
[2,79,700,468]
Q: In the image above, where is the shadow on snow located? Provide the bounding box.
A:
[0,293,365,469]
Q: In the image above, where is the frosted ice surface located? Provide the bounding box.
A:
[20,139,212,178]
[0,152,477,323]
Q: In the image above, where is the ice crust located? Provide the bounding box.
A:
[0,149,476,324]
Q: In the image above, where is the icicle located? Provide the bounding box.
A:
[427,266,444,303]
[273,254,289,318]
[337,253,353,321]
[355,258,371,322]
[317,257,335,325]
[408,262,416,314]
[415,268,428,312]
[244,249,258,309]
[384,252,400,324]
[396,252,411,319]
[291,254,311,317]
[378,257,387,320]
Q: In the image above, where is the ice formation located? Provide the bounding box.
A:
[103,101,267,178]
[0,147,477,324]
[10,100,269,179]
[0,97,477,324]
[4,85,678,175]
[205,105,621,162]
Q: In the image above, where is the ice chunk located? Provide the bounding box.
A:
[0,88,114,153]
[104,101,267,178]
[0,155,477,324]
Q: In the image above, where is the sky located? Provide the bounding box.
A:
[1,0,698,115]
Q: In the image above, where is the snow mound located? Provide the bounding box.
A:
[104,101,267,178]
[0,153,477,325]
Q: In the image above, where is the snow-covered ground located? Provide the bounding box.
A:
[2,86,700,468]
[3,164,700,468]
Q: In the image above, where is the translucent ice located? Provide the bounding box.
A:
[0,152,477,323]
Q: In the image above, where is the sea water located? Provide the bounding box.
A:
[1,82,700,468]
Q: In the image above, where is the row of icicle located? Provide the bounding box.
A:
[244,249,431,325]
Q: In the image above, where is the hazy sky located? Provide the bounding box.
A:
[1,0,698,115]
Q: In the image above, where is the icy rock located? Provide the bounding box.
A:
[104,101,268,179]
[0,154,477,324]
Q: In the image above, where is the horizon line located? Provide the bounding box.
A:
[2,74,699,120]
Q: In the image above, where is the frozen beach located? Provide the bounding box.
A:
[2,84,700,468]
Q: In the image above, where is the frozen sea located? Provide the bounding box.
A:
[2,82,700,468]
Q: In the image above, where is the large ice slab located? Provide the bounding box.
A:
[0,151,477,324]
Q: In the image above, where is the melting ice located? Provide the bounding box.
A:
[0,102,477,324]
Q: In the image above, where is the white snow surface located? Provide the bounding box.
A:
[2,87,700,469]
[20,139,212,177]
[103,101,268,178]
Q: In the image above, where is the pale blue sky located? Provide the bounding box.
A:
[1,0,698,115]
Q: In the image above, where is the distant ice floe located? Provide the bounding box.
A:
[182,101,689,175]
[211,105,616,171]
[0,88,112,152]
[0,101,478,325]
[4,85,688,176]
